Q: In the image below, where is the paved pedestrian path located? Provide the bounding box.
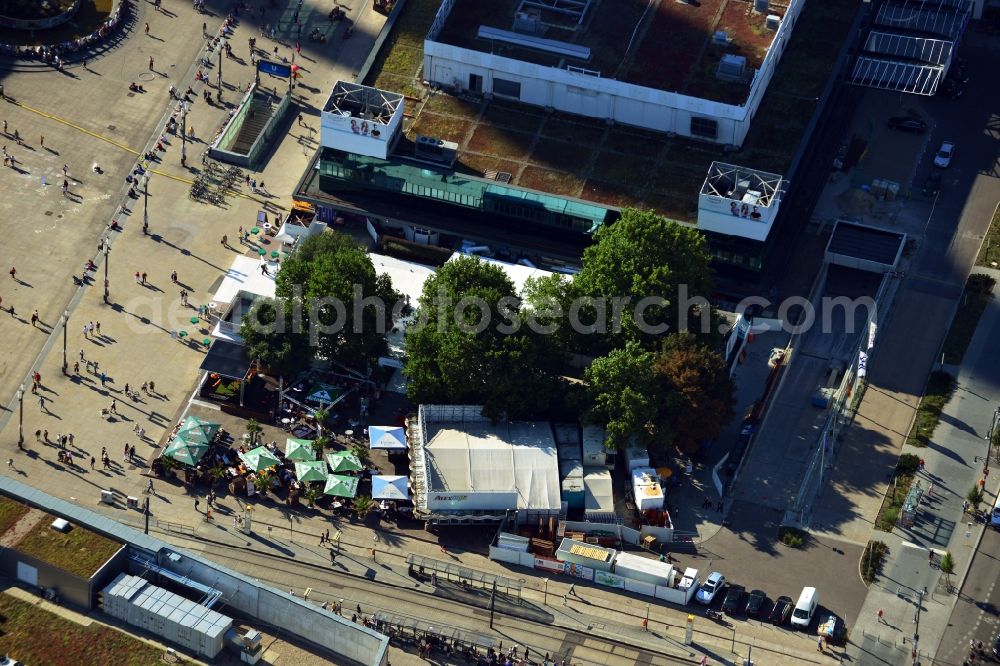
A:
[846,270,1000,665]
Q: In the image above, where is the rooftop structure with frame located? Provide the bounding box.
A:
[296,0,861,275]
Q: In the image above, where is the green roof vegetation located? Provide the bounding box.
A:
[14,514,122,579]
[0,495,30,539]
[363,0,860,223]
[0,593,191,665]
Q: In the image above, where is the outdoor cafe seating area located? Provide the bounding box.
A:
[155,414,414,520]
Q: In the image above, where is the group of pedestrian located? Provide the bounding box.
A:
[82,320,101,337]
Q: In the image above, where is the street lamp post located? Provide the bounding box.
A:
[16,384,24,446]
[217,46,223,102]
[102,243,110,304]
[61,310,68,374]
[143,173,149,234]
[180,101,190,167]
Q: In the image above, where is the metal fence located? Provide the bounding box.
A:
[787,271,897,526]
[405,554,523,598]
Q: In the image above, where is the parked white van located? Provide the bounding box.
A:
[991,493,1000,527]
[791,587,818,629]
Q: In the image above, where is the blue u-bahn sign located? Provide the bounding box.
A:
[257,60,291,78]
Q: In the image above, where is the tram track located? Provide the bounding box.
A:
[181,535,691,665]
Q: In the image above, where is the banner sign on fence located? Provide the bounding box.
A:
[534,557,564,574]
[857,351,868,378]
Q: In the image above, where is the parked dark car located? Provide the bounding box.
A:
[938,78,963,99]
[770,595,793,625]
[722,584,746,616]
[887,116,927,134]
[946,63,969,83]
[745,589,767,617]
[923,171,941,197]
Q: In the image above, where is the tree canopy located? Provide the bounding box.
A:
[404,256,563,420]
[584,333,735,458]
[241,231,400,376]
[575,208,714,353]
[651,332,735,456]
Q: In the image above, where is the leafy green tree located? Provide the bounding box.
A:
[967,486,984,511]
[240,298,312,376]
[584,342,658,451]
[404,256,563,420]
[274,231,400,371]
[523,272,580,354]
[575,208,714,353]
[651,332,735,457]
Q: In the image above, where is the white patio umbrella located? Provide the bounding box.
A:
[368,425,407,450]
[371,475,409,501]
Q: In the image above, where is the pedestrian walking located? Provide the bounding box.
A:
[90,456,95,469]
[130,444,136,461]
[96,321,101,334]
[817,636,824,652]
[62,164,68,176]
[221,234,228,246]
[170,270,177,283]
[141,272,147,284]
[562,592,568,606]
[134,271,140,283]
[569,584,576,596]
[7,458,13,470]
[195,498,200,512]
[30,309,38,326]
[62,179,69,195]
[370,547,376,562]
[110,399,117,414]
[146,478,153,494]
[39,135,44,148]
[9,266,16,280]
[144,22,150,35]
[877,608,884,624]
[148,380,155,393]
[149,56,154,71]
[38,395,44,411]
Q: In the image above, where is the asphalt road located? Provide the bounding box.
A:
[936,527,1000,665]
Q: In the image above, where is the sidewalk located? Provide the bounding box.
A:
[846,272,1000,665]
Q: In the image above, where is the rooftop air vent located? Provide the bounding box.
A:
[713,31,729,46]
[414,135,458,167]
[754,0,769,13]
[51,518,70,532]
[766,14,781,30]
[513,10,542,35]
[716,54,747,81]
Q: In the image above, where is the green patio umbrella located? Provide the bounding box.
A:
[240,446,281,471]
[294,460,328,483]
[163,440,209,466]
[176,415,221,445]
[251,227,260,234]
[258,248,267,256]
[285,438,316,462]
[323,474,359,498]
[271,250,280,259]
[326,451,363,473]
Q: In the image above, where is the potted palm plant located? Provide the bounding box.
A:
[252,470,272,499]
[311,435,329,459]
[246,418,263,446]
[303,486,322,509]
[352,496,375,520]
